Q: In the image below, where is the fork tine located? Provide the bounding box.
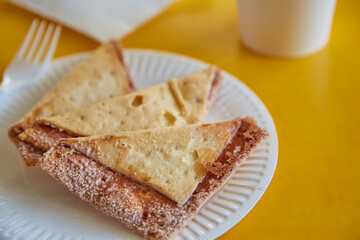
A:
[16,19,39,58]
[43,24,62,62]
[34,23,54,63]
[25,20,46,61]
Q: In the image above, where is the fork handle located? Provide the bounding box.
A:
[0,80,23,94]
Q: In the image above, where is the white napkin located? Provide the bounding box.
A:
[9,0,176,42]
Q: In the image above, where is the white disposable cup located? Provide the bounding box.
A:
[237,0,337,57]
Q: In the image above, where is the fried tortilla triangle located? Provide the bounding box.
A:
[37,117,268,239]
[60,117,241,205]
[9,40,134,165]
[18,67,222,165]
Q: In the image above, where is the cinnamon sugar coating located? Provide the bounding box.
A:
[37,117,268,239]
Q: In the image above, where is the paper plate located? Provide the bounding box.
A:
[0,49,278,240]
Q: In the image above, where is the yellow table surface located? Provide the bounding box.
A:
[1,0,359,239]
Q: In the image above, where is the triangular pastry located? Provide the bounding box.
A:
[16,40,134,127]
[17,67,222,165]
[9,40,135,166]
[60,116,239,204]
[37,116,269,239]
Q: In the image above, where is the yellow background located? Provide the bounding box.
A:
[1,0,359,239]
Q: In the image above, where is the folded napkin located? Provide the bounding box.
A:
[9,0,176,42]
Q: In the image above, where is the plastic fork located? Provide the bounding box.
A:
[0,19,61,93]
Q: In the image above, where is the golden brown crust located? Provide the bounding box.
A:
[111,40,136,92]
[37,117,268,239]
[208,67,222,107]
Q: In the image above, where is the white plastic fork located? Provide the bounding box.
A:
[0,19,62,93]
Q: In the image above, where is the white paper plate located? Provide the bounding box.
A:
[0,49,278,240]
